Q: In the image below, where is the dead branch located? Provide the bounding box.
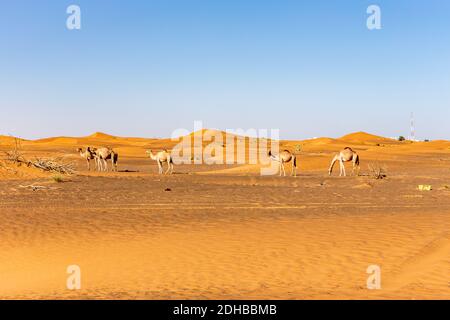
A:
[3,137,25,163]
[368,162,387,179]
[2,143,76,175]
[31,157,76,174]
[18,184,60,191]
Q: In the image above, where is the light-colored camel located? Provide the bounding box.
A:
[77,147,96,171]
[328,147,360,176]
[92,147,118,172]
[268,150,297,176]
[146,149,174,174]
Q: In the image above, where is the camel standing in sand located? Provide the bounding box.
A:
[146,149,174,174]
[328,147,360,176]
[269,150,298,176]
[77,147,97,171]
[93,147,118,172]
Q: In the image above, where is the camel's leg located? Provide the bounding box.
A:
[291,156,296,177]
[352,157,359,176]
[339,160,343,176]
[86,159,90,171]
[113,155,118,172]
[281,162,286,176]
[103,159,108,172]
[165,161,171,174]
[341,160,346,177]
[158,161,163,174]
[328,156,338,176]
[166,158,173,174]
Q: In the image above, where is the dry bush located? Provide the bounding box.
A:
[368,162,387,179]
[3,138,25,163]
[52,174,65,183]
[32,157,75,175]
[2,139,75,175]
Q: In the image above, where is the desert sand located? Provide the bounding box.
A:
[0,130,449,299]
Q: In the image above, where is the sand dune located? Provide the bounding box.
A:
[0,130,449,299]
[339,131,398,145]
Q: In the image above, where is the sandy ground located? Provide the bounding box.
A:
[0,131,449,299]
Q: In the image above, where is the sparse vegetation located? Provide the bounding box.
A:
[2,140,75,175]
[398,136,406,142]
[4,138,25,163]
[52,175,64,183]
[32,157,75,174]
[368,162,387,179]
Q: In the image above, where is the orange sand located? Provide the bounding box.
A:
[0,131,449,299]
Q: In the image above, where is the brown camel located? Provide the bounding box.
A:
[268,149,298,176]
[146,149,174,174]
[328,147,360,176]
[92,147,118,172]
[77,147,96,171]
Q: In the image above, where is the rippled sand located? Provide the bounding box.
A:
[1,132,450,299]
[1,172,449,299]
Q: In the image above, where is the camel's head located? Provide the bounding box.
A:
[77,147,82,153]
[88,147,98,156]
[145,150,152,156]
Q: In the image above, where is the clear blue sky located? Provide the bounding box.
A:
[1,0,449,140]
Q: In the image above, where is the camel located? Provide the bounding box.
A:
[92,147,118,172]
[328,147,360,176]
[146,149,174,174]
[268,149,297,176]
[77,147,96,171]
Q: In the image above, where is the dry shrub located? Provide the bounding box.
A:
[368,162,387,179]
[52,174,65,183]
[3,138,25,163]
[31,157,75,175]
[2,139,75,175]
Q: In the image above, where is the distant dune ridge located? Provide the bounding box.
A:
[1,129,449,179]
[1,129,450,299]
[1,130,448,147]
